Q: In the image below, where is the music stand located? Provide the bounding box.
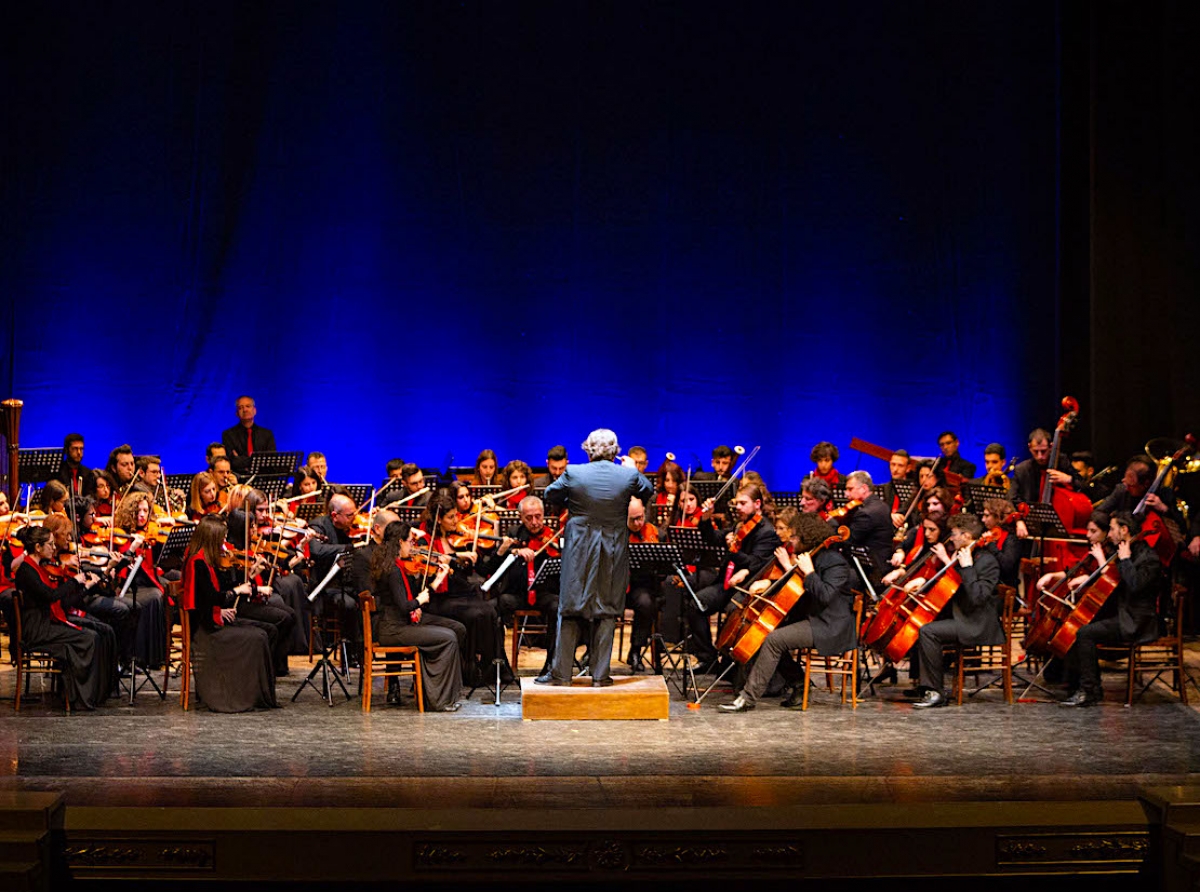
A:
[159,524,196,563]
[340,484,371,507]
[892,480,920,508]
[243,474,290,502]
[655,528,726,701]
[470,485,502,497]
[373,477,407,505]
[15,448,61,486]
[116,552,167,704]
[960,482,1007,513]
[295,554,353,706]
[1023,502,1072,539]
[165,473,193,493]
[772,492,803,509]
[247,451,301,476]
[295,502,326,522]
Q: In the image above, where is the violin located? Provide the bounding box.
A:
[449,522,504,551]
[399,548,454,579]
[825,499,862,522]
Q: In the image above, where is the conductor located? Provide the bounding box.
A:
[537,428,654,686]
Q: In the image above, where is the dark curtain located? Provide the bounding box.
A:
[2,3,1066,487]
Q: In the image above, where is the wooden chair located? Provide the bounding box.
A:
[510,608,548,673]
[1122,583,1196,706]
[12,591,69,713]
[162,582,193,710]
[357,591,422,712]
[800,594,864,710]
[951,584,1016,705]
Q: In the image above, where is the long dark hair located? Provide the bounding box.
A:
[369,520,410,583]
[185,514,228,567]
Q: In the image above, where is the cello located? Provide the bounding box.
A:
[717,526,849,664]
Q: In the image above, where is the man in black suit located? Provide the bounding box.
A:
[693,445,734,482]
[937,430,977,480]
[843,470,893,583]
[684,481,781,669]
[532,445,569,488]
[221,395,277,475]
[913,513,1003,708]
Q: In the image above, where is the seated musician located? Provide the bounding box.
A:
[883,515,949,587]
[1071,450,1113,503]
[654,459,685,510]
[684,481,781,672]
[627,446,649,474]
[111,490,169,668]
[799,476,833,518]
[307,493,362,658]
[132,455,162,495]
[670,483,704,528]
[969,442,1010,489]
[210,456,237,507]
[225,488,303,672]
[808,441,845,488]
[694,445,733,482]
[980,498,1021,587]
[498,460,534,510]
[1035,510,1110,596]
[492,495,560,680]
[182,515,277,712]
[473,449,499,486]
[40,480,70,515]
[742,472,776,518]
[286,466,323,507]
[13,525,118,709]
[879,449,912,525]
[892,486,952,562]
[106,444,136,492]
[937,430,977,479]
[720,512,856,712]
[1098,455,1185,535]
[843,471,893,585]
[365,519,464,711]
[205,442,226,469]
[912,513,1003,709]
[1059,510,1165,707]
[625,497,661,672]
[384,457,405,480]
[188,472,222,521]
[532,445,568,488]
[396,462,430,508]
[420,491,514,685]
[1009,428,1084,537]
[56,432,96,497]
[93,470,117,518]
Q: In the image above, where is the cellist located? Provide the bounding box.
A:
[719,512,855,713]
[684,481,781,672]
[1009,427,1084,537]
[912,513,1003,709]
[1059,510,1164,707]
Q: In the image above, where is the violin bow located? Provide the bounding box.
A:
[708,446,761,510]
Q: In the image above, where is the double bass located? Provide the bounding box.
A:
[717,526,849,664]
[1133,433,1195,566]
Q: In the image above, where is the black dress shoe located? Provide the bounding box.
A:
[912,689,947,709]
[534,675,569,686]
[1059,689,1100,708]
[386,681,401,705]
[626,648,645,672]
[781,690,805,709]
[592,677,615,687]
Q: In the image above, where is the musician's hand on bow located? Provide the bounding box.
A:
[701,498,716,520]
[748,580,770,595]
[882,568,903,585]
[891,512,905,528]
[1036,572,1062,592]
[517,548,536,561]
[890,549,904,567]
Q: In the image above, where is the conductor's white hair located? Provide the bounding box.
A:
[582,428,620,462]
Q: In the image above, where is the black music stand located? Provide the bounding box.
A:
[295,553,353,706]
[629,542,697,697]
[116,552,167,704]
[294,502,326,523]
[470,485,502,497]
[373,477,407,505]
[892,480,920,508]
[960,482,1007,513]
[688,480,733,515]
[653,504,673,527]
[772,492,803,509]
[243,474,290,502]
[340,484,371,507]
[159,524,195,563]
[16,448,61,486]
[247,451,301,476]
[165,473,193,493]
[656,527,725,702]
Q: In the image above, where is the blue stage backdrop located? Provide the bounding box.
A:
[2,3,1063,489]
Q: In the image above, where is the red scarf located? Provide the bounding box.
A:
[28,560,82,628]
[812,467,840,487]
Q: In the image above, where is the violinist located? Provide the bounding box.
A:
[808,441,845,489]
[287,467,323,507]
[720,512,856,713]
[13,525,118,709]
[843,471,893,583]
[397,462,429,508]
[980,498,1021,587]
[227,488,303,672]
[685,481,781,672]
[498,460,534,510]
[937,431,977,479]
[532,445,568,488]
[182,514,277,712]
[307,493,361,657]
[473,449,499,486]
[364,518,465,710]
[694,445,733,482]
[210,457,236,507]
[40,480,70,515]
[93,470,116,518]
[188,472,223,521]
[221,395,277,476]
[912,514,1003,709]
[111,490,169,668]
[420,491,513,685]
[56,433,96,497]
[624,497,660,672]
[799,477,833,518]
[1059,511,1165,707]
[653,459,685,510]
[107,444,136,490]
[450,482,503,582]
[670,483,704,529]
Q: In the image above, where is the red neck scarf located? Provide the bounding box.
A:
[183,552,223,626]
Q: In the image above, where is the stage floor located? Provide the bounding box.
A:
[3,644,1200,812]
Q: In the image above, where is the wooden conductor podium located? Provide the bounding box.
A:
[519,676,669,720]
